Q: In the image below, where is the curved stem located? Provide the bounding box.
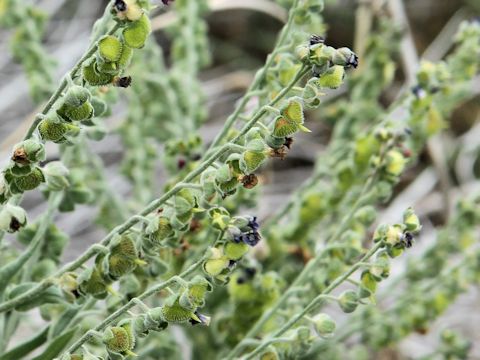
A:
[0,65,309,314]
[23,23,121,141]
[243,242,384,359]
[225,174,376,359]
[207,0,301,150]
[63,250,209,355]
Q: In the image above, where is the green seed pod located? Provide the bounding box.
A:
[122,14,151,49]
[64,85,91,107]
[338,290,359,313]
[107,235,139,279]
[96,60,119,75]
[179,276,212,310]
[260,349,279,360]
[145,216,174,247]
[208,207,231,231]
[240,150,266,174]
[160,297,194,323]
[0,203,27,233]
[174,188,196,215]
[117,44,133,69]
[385,224,403,246]
[302,78,324,109]
[265,134,285,150]
[78,266,109,298]
[318,65,345,89]
[359,270,377,299]
[98,35,123,62]
[38,118,78,143]
[312,313,336,338]
[403,207,421,233]
[12,139,45,165]
[13,167,45,191]
[203,248,229,277]
[65,101,94,122]
[280,98,304,125]
[272,116,298,138]
[385,150,407,177]
[224,241,249,260]
[82,59,114,86]
[103,326,134,354]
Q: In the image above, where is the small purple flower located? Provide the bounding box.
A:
[248,216,260,231]
[190,312,211,326]
[162,0,175,5]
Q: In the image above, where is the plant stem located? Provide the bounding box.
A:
[225,173,376,359]
[63,252,208,356]
[243,242,384,359]
[208,0,301,150]
[22,23,121,141]
[0,65,308,314]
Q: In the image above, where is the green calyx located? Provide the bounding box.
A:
[12,167,45,191]
[107,235,141,279]
[82,59,114,86]
[64,85,91,107]
[103,325,135,355]
[317,65,345,89]
[98,35,123,62]
[122,14,151,49]
[38,117,79,143]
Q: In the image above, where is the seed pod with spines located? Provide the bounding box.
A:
[64,85,91,107]
[122,13,151,49]
[63,101,94,122]
[160,296,197,324]
[203,247,230,277]
[117,44,133,69]
[98,35,123,62]
[11,139,45,165]
[12,167,45,191]
[103,325,135,355]
[358,270,378,299]
[96,60,119,75]
[174,188,197,215]
[179,276,212,310]
[318,65,345,89]
[144,215,174,249]
[224,241,249,260]
[77,266,110,299]
[106,234,140,279]
[38,116,79,143]
[82,58,114,86]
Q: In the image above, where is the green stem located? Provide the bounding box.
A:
[23,23,121,141]
[207,0,301,150]
[225,174,376,359]
[243,242,384,360]
[63,253,208,356]
[0,65,308,314]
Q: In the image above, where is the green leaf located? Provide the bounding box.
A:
[0,326,49,360]
[31,326,78,360]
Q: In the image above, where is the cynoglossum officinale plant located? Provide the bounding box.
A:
[0,1,479,359]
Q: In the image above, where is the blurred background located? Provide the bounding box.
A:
[1,0,480,358]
